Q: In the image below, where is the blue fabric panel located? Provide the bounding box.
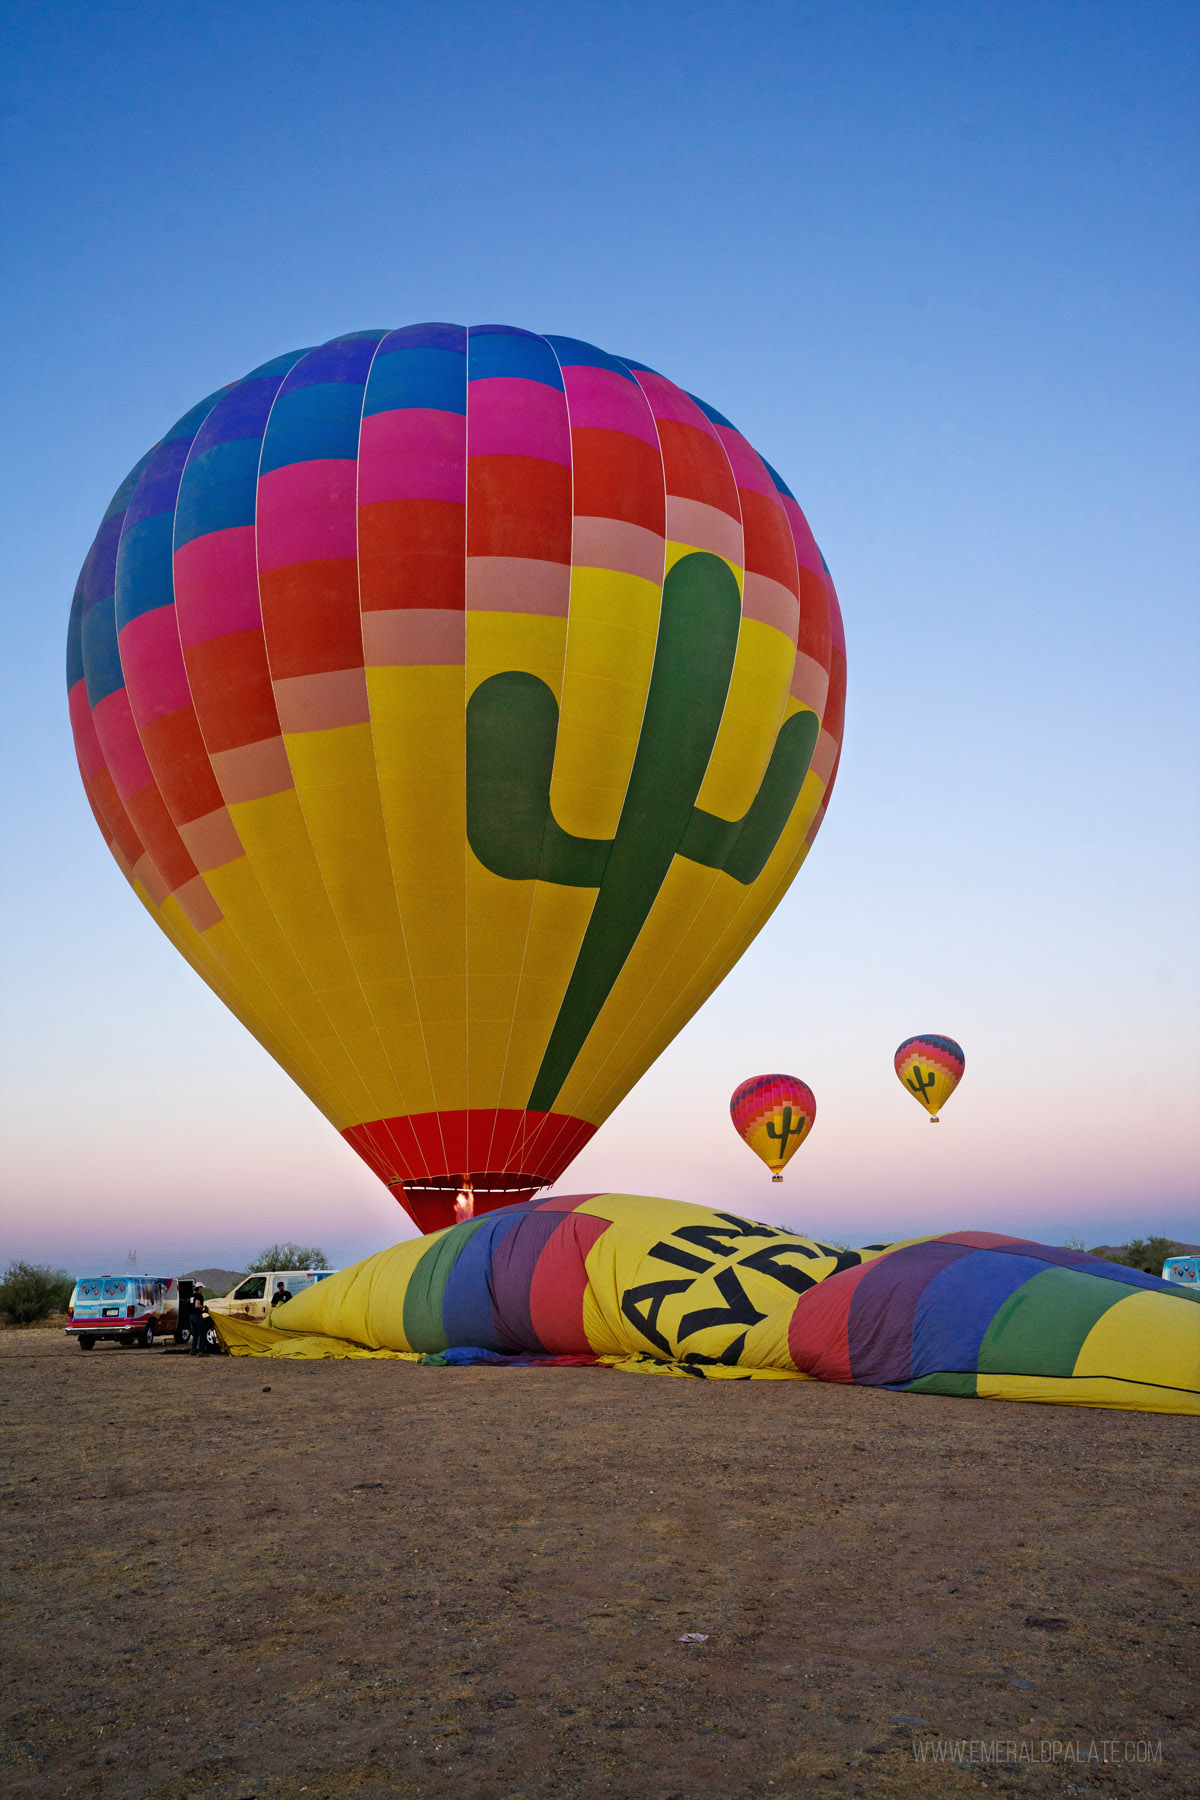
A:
[847,1241,972,1386]
[244,348,314,381]
[909,1251,1056,1380]
[440,1212,528,1352]
[258,381,365,474]
[160,390,226,447]
[762,459,796,500]
[173,438,263,546]
[686,392,735,429]
[66,591,85,690]
[81,596,125,706]
[468,326,564,389]
[115,513,176,627]
[1024,1246,1170,1292]
[362,346,467,417]
[544,336,638,382]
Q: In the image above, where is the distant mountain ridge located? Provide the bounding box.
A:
[182,1268,247,1295]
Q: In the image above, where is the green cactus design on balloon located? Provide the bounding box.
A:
[906,1066,937,1107]
[765,1105,808,1158]
[466,552,821,1112]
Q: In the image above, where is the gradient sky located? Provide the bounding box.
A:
[2,0,1197,1274]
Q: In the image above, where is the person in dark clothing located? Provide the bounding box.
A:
[189,1286,208,1353]
[271,1281,293,1308]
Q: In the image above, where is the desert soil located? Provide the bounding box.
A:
[1,1331,1196,1800]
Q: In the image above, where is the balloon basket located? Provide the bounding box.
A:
[930,1116,940,1125]
[771,1174,783,1182]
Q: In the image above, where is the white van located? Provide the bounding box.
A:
[205,1269,335,1324]
[67,1276,185,1348]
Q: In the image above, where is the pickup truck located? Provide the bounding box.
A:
[204,1269,335,1324]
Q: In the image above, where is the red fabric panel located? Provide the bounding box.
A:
[786,1261,878,1382]
[340,1109,597,1188]
[184,632,280,751]
[739,488,799,592]
[655,420,740,515]
[794,568,832,670]
[528,1213,612,1353]
[568,430,665,533]
[123,783,200,894]
[138,707,225,824]
[258,560,363,677]
[466,458,572,562]
[89,767,145,867]
[358,498,465,611]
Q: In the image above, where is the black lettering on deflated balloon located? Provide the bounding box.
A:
[735,1243,824,1295]
[620,1278,692,1355]
[677,1266,768,1342]
[671,1211,782,1258]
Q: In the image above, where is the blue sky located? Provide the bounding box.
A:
[2,0,1197,1271]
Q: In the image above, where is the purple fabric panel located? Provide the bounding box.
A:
[281,332,387,388]
[847,1241,974,1385]
[195,374,286,448]
[489,1208,574,1353]
[123,435,195,527]
[377,322,467,354]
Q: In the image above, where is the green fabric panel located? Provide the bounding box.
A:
[905,1371,978,1397]
[681,708,820,884]
[465,671,611,885]
[401,1221,488,1353]
[529,552,742,1109]
[977,1267,1125,1378]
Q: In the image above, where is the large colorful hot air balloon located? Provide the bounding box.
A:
[730,1074,816,1179]
[67,326,846,1233]
[895,1034,965,1121]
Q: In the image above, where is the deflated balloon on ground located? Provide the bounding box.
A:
[213,1194,1200,1414]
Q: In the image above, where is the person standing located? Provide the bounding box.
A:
[189,1285,208,1354]
[271,1280,293,1309]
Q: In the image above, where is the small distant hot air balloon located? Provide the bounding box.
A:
[894,1035,964,1122]
[731,1075,816,1180]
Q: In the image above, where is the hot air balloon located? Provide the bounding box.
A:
[67,325,846,1233]
[211,1193,1200,1415]
[730,1075,816,1179]
[894,1035,964,1121]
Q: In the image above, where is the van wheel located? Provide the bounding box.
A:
[142,1326,155,1349]
[174,1329,189,1347]
[78,1336,95,1350]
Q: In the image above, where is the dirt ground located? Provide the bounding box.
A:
[2,1331,1196,1800]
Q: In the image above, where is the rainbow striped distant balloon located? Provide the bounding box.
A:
[67,326,846,1233]
[730,1074,816,1179]
[895,1034,965,1122]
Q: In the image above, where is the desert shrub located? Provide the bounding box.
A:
[0,1262,74,1324]
[245,1243,329,1273]
[1102,1235,1176,1274]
